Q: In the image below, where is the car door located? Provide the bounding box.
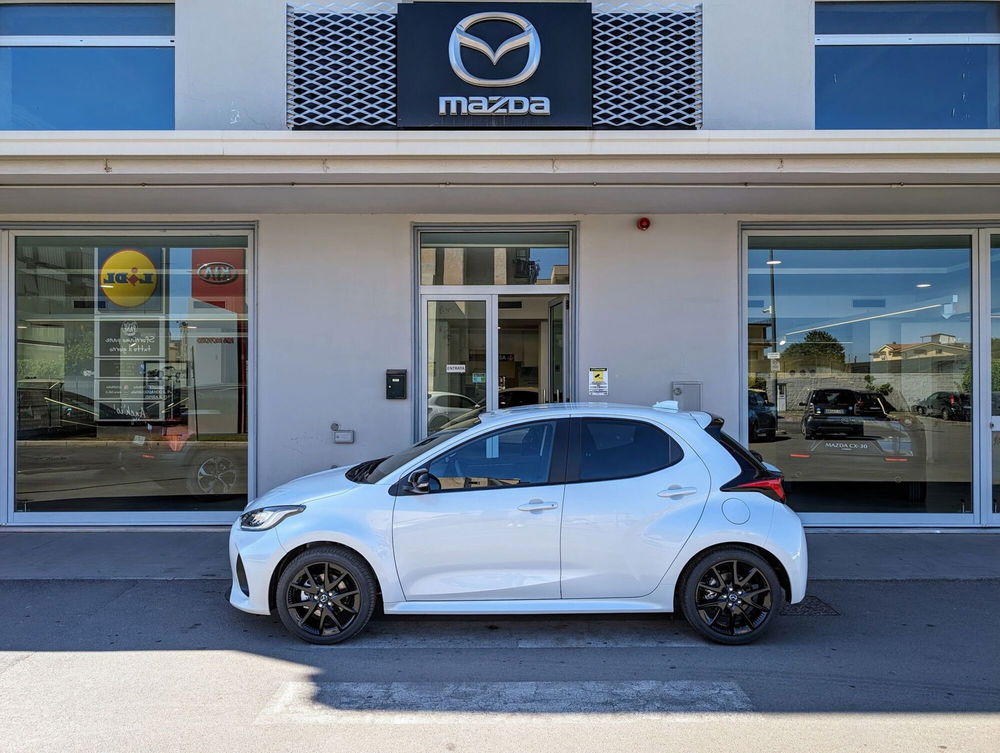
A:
[393,418,568,601]
[560,417,712,599]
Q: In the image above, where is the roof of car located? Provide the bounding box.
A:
[480,402,714,428]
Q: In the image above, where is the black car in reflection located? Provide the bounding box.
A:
[786,408,927,501]
[748,389,777,442]
[914,391,971,421]
[800,388,898,439]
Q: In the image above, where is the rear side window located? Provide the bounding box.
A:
[577,419,682,482]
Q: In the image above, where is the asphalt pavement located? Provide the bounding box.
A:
[0,529,998,752]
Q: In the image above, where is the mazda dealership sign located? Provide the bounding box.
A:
[396,2,593,128]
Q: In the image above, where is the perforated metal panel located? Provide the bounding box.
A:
[287,2,397,129]
[592,2,702,129]
[287,1,703,130]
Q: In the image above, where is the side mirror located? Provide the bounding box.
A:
[405,469,433,495]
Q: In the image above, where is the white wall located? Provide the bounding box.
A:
[174,0,287,130]
[255,213,744,495]
[171,0,816,132]
[575,215,742,431]
[255,215,414,491]
[689,0,814,129]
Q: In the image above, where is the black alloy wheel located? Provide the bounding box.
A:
[275,546,377,644]
[680,548,783,645]
[942,407,952,421]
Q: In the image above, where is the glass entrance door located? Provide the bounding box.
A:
[420,293,570,437]
[422,296,492,436]
[417,227,574,438]
[548,296,567,403]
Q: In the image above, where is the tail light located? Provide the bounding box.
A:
[728,476,786,503]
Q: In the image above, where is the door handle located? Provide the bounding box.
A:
[517,500,558,512]
[658,486,699,499]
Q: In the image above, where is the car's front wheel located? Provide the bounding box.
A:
[275,546,377,645]
[679,548,783,645]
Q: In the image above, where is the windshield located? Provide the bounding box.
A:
[361,419,481,484]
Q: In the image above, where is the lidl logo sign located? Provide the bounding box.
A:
[99,249,158,308]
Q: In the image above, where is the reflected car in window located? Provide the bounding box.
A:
[426,391,480,432]
[914,391,971,422]
[748,389,777,442]
[800,388,898,439]
[229,403,808,647]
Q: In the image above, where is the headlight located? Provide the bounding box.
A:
[239,505,305,531]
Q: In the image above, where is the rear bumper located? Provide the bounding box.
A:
[767,504,809,604]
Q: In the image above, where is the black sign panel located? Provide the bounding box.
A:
[397,2,592,128]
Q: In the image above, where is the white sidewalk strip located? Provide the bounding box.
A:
[256,681,753,725]
[302,619,706,650]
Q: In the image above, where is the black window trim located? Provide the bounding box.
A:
[396,418,571,495]
[564,416,684,485]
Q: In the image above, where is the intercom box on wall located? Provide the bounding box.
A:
[386,369,407,399]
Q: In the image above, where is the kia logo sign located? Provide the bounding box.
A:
[196,262,238,285]
[448,12,541,88]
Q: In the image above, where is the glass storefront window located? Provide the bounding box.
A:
[14,235,249,512]
[747,235,973,515]
[991,237,1000,515]
[420,231,570,286]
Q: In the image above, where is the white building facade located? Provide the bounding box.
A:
[3,0,1000,527]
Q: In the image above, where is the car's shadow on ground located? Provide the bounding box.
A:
[2,578,998,715]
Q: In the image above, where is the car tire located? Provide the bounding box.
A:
[748,420,759,442]
[275,545,377,645]
[679,547,784,645]
[915,406,925,415]
[942,408,951,421]
[803,428,815,440]
[187,451,242,500]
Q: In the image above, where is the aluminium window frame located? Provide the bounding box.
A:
[738,224,986,529]
[1,223,257,527]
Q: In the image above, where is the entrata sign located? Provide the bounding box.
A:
[396,2,592,128]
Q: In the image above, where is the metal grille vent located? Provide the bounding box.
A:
[592,2,702,129]
[287,2,397,129]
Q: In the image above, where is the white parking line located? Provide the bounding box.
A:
[302,618,707,650]
[256,681,753,725]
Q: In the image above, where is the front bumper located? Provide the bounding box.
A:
[228,520,287,615]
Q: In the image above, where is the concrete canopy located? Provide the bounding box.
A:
[2,130,1000,215]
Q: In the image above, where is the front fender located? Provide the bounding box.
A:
[274,503,404,605]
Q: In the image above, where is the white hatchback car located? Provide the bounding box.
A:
[229,403,807,645]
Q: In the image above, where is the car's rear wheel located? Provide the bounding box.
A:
[942,407,952,421]
[275,546,376,645]
[679,548,783,645]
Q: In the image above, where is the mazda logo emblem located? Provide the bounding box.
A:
[448,11,541,88]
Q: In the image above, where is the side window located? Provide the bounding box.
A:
[577,419,682,482]
[428,421,558,491]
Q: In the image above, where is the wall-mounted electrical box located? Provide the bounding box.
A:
[386,369,407,399]
[671,381,702,412]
